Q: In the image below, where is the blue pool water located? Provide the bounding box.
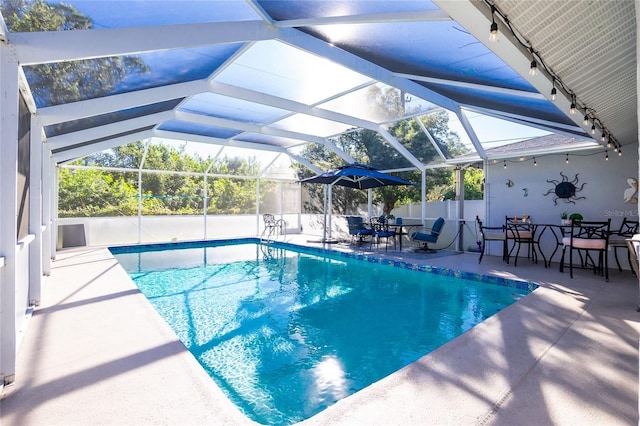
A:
[111,240,536,425]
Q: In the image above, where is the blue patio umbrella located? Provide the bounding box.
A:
[299,163,415,242]
[299,163,415,189]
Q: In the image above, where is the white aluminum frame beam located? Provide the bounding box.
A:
[53,129,155,163]
[0,46,19,386]
[37,80,208,125]
[275,9,451,28]
[9,21,279,65]
[46,111,174,150]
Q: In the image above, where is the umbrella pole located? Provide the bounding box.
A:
[308,184,337,244]
[328,184,333,240]
[323,184,327,242]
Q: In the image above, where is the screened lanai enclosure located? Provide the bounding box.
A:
[0,0,637,387]
[57,140,305,246]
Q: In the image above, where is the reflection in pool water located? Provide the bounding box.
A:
[111,241,535,425]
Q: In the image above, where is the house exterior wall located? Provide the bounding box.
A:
[484,145,639,266]
[486,149,638,225]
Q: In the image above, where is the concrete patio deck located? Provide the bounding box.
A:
[1,236,638,425]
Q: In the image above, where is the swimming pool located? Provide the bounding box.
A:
[110,239,537,425]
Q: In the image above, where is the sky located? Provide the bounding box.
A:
[447,110,549,151]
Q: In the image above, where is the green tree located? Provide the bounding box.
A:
[295,108,473,215]
[461,167,484,200]
[57,168,139,217]
[58,140,270,216]
[208,155,261,214]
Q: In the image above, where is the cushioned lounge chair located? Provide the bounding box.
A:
[411,217,445,253]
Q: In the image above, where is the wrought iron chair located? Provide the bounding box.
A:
[261,214,286,241]
[410,217,445,253]
[608,218,639,274]
[346,216,373,244]
[505,216,536,266]
[476,216,506,263]
[370,216,396,251]
[560,219,611,281]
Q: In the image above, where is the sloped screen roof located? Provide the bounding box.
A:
[5,0,619,170]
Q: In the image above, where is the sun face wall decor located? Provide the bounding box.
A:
[543,172,586,205]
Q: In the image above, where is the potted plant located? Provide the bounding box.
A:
[569,213,583,222]
[386,214,396,225]
[561,212,571,226]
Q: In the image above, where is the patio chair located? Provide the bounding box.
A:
[625,236,640,311]
[559,219,611,281]
[346,216,373,244]
[261,214,286,241]
[410,217,445,253]
[608,218,639,274]
[370,216,396,251]
[505,216,537,266]
[476,216,506,264]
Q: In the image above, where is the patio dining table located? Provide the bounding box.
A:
[387,221,423,251]
[529,223,572,268]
